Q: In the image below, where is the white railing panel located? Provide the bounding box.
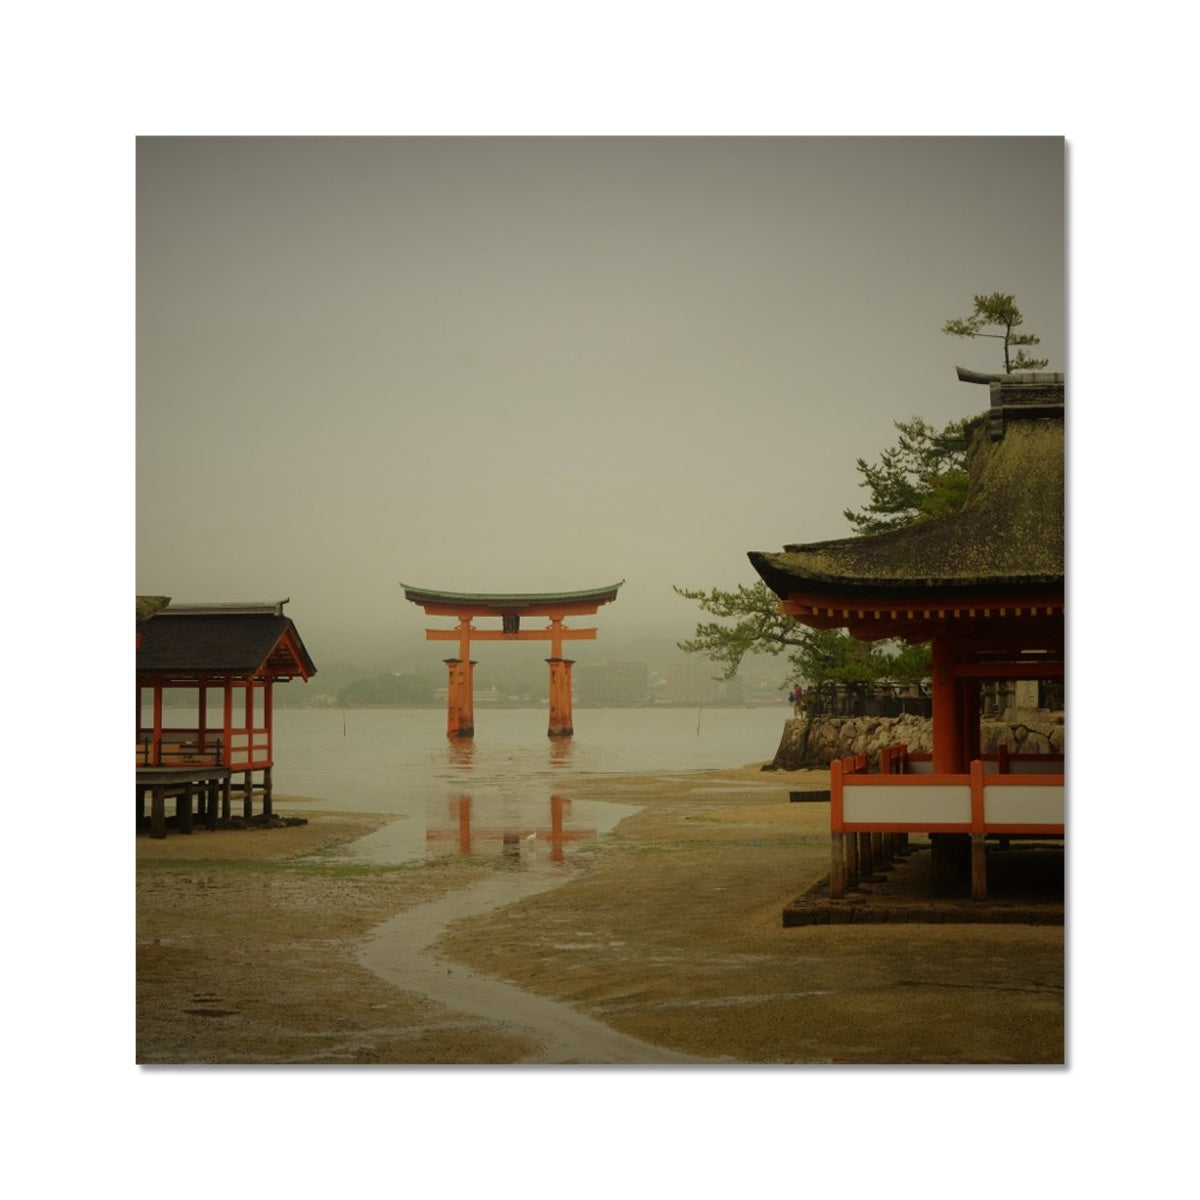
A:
[844,784,971,824]
[984,784,1064,825]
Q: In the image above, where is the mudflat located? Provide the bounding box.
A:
[136,765,1064,1065]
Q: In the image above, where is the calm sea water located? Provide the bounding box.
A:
[270,705,789,864]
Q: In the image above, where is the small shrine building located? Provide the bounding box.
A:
[136,599,317,834]
[401,582,623,739]
[748,369,1065,899]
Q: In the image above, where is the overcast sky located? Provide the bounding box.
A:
[136,136,1064,662]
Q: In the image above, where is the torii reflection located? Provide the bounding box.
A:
[444,738,574,771]
[426,794,595,863]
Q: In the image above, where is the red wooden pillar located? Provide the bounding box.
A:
[152,684,164,766]
[546,658,574,738]
[960,675,981,768]
[930,635,967,893]
[930,636,960,774]
[242,678,255,818]
[222,680,234,821]
[263,681,274,816]
[443,658,475,739]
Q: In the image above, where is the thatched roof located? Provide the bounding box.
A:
[750,378,1064,603]
[136,596,171,622]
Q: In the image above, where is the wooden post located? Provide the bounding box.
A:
[971,835,988,900]
[859,832,874,881]
[263,683,274,817]
[177,787,193,834]
[870,832,885,874]
[457,795,472,856]
[242,770,253,820]
[970,759,987,900]
[550,793,566,862]
[831,833,846,899]
[845,828,859,889]
[830,758,847,897]
[151,786,166,839]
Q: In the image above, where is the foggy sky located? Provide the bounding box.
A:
[136,136,1064,664]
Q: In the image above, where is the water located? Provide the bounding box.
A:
[270,704,787,865]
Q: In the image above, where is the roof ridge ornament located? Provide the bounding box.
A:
[956,366,1065,440]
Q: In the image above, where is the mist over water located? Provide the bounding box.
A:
[271,705,789,864]
[273,704,787,808]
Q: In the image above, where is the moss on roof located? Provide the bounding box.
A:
[136,596,171,622]
[749,415,1063,598]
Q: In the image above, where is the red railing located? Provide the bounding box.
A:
[829,743,1064,899]
[137,727,271,772]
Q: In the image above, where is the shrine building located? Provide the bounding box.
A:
[401,582,623,739]
[748,369,1064,899]
[136,598,317,835]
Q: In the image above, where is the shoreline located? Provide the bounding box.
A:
[136,764,1064,1064]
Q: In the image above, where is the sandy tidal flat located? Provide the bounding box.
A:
[136,765,1064,1065]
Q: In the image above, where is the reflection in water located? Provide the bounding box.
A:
[548,738,573,768]
[446,739,475,770]
[426,794,595,863]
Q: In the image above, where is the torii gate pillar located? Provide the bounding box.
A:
[546,658,575,738]
[443,657,476,739]
[402,583,623,741]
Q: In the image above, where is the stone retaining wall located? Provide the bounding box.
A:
[766,713,1064,772]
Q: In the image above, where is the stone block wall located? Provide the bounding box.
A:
[765,713,1064,772]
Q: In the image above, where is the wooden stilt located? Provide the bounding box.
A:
[177,788,193,834]
[845,828,859,888]
[971,834,988,900]
[830,833,846,899]
[151,787,166,839]
[859,832,874,881]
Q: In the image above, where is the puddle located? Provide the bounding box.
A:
[343,790,730,1062]
[356,864,727,1065]
[326,793,640,868]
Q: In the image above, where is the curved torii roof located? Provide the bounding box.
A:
[401,582,623,617]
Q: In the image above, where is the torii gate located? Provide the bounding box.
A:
[401,582,623,738]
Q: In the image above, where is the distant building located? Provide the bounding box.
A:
[577,662,648,706]
[665,663,729,705]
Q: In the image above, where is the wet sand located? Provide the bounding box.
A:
[136,764,1064,1064]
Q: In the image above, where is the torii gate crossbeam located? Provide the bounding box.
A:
[401,583,623,739]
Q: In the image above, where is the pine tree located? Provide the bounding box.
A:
[942,292,1049,373]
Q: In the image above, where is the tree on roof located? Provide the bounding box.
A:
[672,581,930,698]
[843,413,985,535]
[941,292,1049,373]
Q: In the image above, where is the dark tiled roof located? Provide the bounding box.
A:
[136,612,317,678]
[750,401,1063,601]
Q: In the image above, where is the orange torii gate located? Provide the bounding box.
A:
[401,583,623,738]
